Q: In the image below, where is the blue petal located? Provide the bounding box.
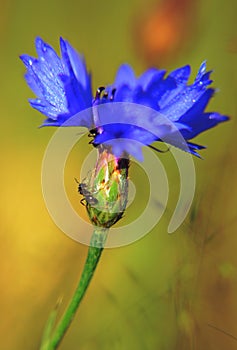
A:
[29,99,64,119]
[146,74,177,104]
[168,65,191,84]
[114,85,134,102]
[133,86,159,110]
[137,68,165,90]
[21,52,67,111]
[21,37,93,126]
[94,126,147,161]
[195,61,207,82]
[114,64,136,88]
[143,66,191,108]
[35,37,63,77]
[61,38,91,91]
[181,112,229,139]
[187,142,206,150]
[24,69,45,99]
[160,84,210,121]
[60,74,89,112]
[179,88,215,123]
[21,55,45,98]
[179,88,229,138]
[156,65,191,109]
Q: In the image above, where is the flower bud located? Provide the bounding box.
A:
[81,147,129,228]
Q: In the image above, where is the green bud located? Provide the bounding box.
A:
[81,147,129,228]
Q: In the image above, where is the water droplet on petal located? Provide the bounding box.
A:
[42,43,47,52]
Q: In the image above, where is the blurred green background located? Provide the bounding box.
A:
[1,0,237,349]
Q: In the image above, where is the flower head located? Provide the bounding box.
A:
[95,62,229,158]
[21,38,229,160]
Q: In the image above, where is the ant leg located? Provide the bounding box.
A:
[148,144,170,153]
[80,198,86,206]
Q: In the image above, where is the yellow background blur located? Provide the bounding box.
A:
[0,0,237,349]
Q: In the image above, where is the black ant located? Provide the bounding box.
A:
[75,178,98,206]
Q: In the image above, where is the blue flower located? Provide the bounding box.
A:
[21,38,229,160]
[20,37,93,127]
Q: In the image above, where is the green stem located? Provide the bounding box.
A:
[41,227,108,350]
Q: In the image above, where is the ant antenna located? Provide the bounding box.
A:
[74,177,79,184]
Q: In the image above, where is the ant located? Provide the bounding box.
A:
[74,178,98,206]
